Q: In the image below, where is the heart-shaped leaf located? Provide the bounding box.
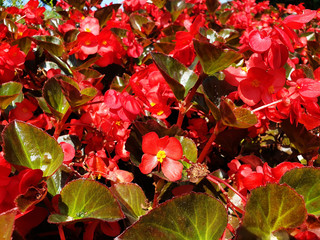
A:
[0,82,23,110]
[94,4,121,28]
[220,98,257,128]
[48,179,124,223]
[0,208,17,240]
[31,35,64,57]
[280,167,320,216]
[117,192,227,240]
[152,52,198,100]
[238,184,307,239]
[43,78,70,120]
[2,121,64,177]
[176,136,198,163]
[194,40,242,76]
[110,183,148,223]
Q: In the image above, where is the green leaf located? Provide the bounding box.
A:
[117,193,227,240]
[13,37,32,55]
[152,52,198,100]
[56,75,97,108]
[0,82,23,110]
[205,0,220,13]
[94,4,121,28]
[43,78,70,120]
[130,13,148,32]
[166,0,194,21]
[110,74,130,92]
[193,39,242,76]
[110,183,148,223]
[152,0,166,8]
[2,121,64,177]
[238,184,307,239]
[175,136,197,163]
[220,98,257,128]
[48,179,124,223]
[0,208,17,240]
[280,167,320,216]
[31,35,64,57]
[3,18,17,33]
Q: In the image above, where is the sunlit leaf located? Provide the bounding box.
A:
[0,82,23,110]
[110,183,148,223]
[152,52,198,100]
[43,78,70,120]
[194,39,242,75]
[0,208,17,240]
[238,184,307,239]
[2,121,64,177]
[280,167,320,216]
[220,98,257,128]
[117,193,227,240]
[48,179,124,223]
[31,35,64,57]
[175,136,198,163]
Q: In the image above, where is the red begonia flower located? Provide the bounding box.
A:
[248,30,272,53]
[283,9,316,29]
[139,132,183,181]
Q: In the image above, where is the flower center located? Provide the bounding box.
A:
[156,150,166,163]
[251,79,260,87]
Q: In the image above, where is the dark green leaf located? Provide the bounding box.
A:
[117,193,227,240]
[130,13,148,32]
[153,42,175,54]
[152,52,198,100]
[206,0,220,13]
[110,183,148,223]
[31,35,64,57]
[194,39,242,75]
[65,0,86,10]
[280,167,320,216]
[166,0,193,21]
[238,184,307,239]
[13,37,31,55]
[110,74,130,92]
[0,82,23,110]
[43,78,70,120]
[48,179,124,223]
[56,75,97,108]
[78,69,104,86]
[281,119,320,154]
[2,121,64,177]
[94,4,121,28]
[175,136,197,163]
[204,94,221,121]
[220,98,257,128]
[0,208,17,240]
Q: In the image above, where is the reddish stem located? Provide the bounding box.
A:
[197,128,217,163]
[207,174,247,203]
[58,225,66,240]
[53,108,72,139]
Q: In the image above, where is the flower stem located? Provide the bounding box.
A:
[58,225,66,240]
[207,174,247,203]
[53,107,72,139]
[252,99,283,113]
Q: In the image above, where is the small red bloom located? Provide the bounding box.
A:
[139,132,183,181]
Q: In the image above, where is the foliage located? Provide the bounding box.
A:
[0,0,320,239]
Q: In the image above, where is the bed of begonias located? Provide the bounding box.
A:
[1,0,320,239]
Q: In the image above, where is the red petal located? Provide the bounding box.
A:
[238,80,261,106]
[274,25,294,53]
[164,137,183,160]
[104,89,121,109]
[142,132,160,155]
[248,30,271,53]
[139,154,158,174]
[283,10,316,29]
[298,78,320,98]
[161,158,183,181]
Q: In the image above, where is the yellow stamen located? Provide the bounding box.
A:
[150,102,156,107]
[251,79,260,87]
[115,120,121,126]
[102,40,107,45]
[157,110,164,116]
[156,150,166,163]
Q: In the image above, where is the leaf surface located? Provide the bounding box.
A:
[0,82,23,110]
[2,121,64,177]
[117,193,227,240]
[48,179,124,223]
